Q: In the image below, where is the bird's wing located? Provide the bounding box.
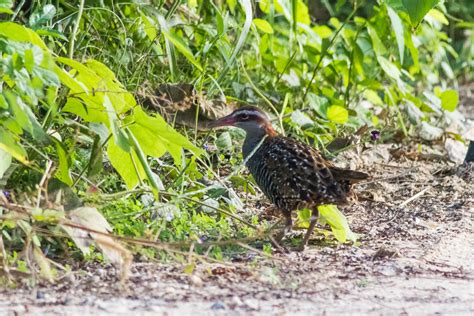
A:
[262,137,342,203]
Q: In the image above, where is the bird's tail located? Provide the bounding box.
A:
[330,167,370,184]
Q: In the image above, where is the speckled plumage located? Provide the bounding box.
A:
[210,106,369,250]
[245,136,352,211]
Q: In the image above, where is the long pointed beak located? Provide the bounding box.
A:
[206,114,235,129]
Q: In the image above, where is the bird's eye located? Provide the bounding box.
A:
[240,114,249,120]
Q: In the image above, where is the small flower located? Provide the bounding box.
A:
[371,130,381,141]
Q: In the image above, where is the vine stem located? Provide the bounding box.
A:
[68,0,85,59]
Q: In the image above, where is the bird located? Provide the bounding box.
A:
[208,105,369,250]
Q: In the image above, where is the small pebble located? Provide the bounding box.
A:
[189,275,203,287]
[210,301,226,310]
[36,291,45,300]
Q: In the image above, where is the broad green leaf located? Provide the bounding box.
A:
[86,59,135,114]
[313,25,332,39]
[227,0,237,12]
[318,205,358,243]
[0,128,28,164]
[327,105,348,124]
[0,22,48,49]
[387,6,405,64]
[54,66,89,95]
[295,0,310,25]
[402,0,439,27]
[0,95,7,109]
[440,90,458,112]
[132,107,204,157]
[367,25,387,56]
[5,91,48,141]
[0,148,12,179]
[259,0,285,15]
[426,9,448,25]
[127,124,168,158]
[24,49,35,72]
[253,18,273,34]
[58,58,134,115]
[52,139,73,186]
[107,136,146,189]
[0,8,13,14]
[62,98,108,123]
[364,90,384,105]
[216,132,233,151]
[377,56,401,80]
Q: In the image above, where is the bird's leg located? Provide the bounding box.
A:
[271,211,292,250]
[297,209,319,251]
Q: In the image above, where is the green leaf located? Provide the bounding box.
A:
[387,6,405,64]
[0,128,28,164]
[216,132,233,151]
[318,205,358,243]
[132,107,204,158]
[295,0,310,25]
[0,8,13,14]
[405,32,419,73]
[427,9,448,25]
[313,25,332,39]
[402,0,439,27]
[24,49,35,73]
[4,90,48,142]
[440,90,458,112]
[0,22,48,49]
[367,25,387,56]
[52,139,73,186]
[377,56,401,80]
[253,18,273,34]
[327,105,348,124]
[107,136,146,189]
[0,148,12,179]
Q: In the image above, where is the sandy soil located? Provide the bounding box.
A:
[1,154,473,315]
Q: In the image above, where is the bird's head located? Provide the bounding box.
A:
[208,106,276,136]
